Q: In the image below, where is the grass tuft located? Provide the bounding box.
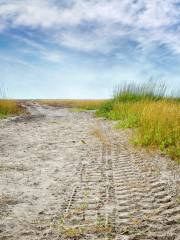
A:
[113,82,166,102]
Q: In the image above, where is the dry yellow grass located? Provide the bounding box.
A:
[92,127,111,150]
[38,99,107,110]
[0,100,24,118]
[136,101,180,160]
[98,99,180,160]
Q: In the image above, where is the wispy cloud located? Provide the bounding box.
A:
[0,0,180,55]
[0,54,35,68]
[12,35,63,63]
[0,0,180,99]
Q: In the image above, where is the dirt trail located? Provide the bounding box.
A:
[0,103,179,240]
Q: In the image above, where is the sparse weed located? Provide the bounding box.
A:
[0,164,28,172]
[92,128,111,149]
[56,191,113,239]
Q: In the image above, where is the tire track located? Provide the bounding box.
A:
[55,136,116,239]
[101,121,180,240]
[1,105,179,240]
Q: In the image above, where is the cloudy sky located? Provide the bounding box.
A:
[0,0,180,98]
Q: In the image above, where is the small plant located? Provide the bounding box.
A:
[63,226,84,239]
[56,190,113,239]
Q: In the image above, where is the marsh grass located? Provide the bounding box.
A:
[113,82,166,102]
[135,101,180,160]
[97,82,180,161]
[38,99,107,110]
[0,100,23,118]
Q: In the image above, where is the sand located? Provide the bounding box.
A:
[0,103,179,240]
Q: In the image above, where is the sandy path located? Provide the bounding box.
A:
[0,103,179,240]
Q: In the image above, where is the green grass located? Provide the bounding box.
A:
[113,82,166,102]
[97,82,180,161]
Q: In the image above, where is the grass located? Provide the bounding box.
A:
[38,99,107,110]
[97,82,180,161]
[0,100,24,118]
[57,190,113,239]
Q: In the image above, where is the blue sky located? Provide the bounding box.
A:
[0,0,180,99]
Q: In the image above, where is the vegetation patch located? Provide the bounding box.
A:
[0,100,24,118]
[96,82,180,161]
[38,99,107,110]
[56,191,113,239]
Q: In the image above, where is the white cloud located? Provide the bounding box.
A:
[42,50,62,62]
[0,55,34,68]
[0,0,180,55]
[13,35,63,62]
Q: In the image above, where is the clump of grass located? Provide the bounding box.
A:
[96,100,115,117]
[135,101,180,160]
[38,99,107,110]
[60,224,112,239]
[0,100,24,118]
[113,82,166,102]
[97,82,180,161]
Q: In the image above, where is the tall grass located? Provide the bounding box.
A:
[0,100,23,118]
[136,101,179,159]
[113,82,166,102]
[97,82,180,161]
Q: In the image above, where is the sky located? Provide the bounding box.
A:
[0,0,180,99]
